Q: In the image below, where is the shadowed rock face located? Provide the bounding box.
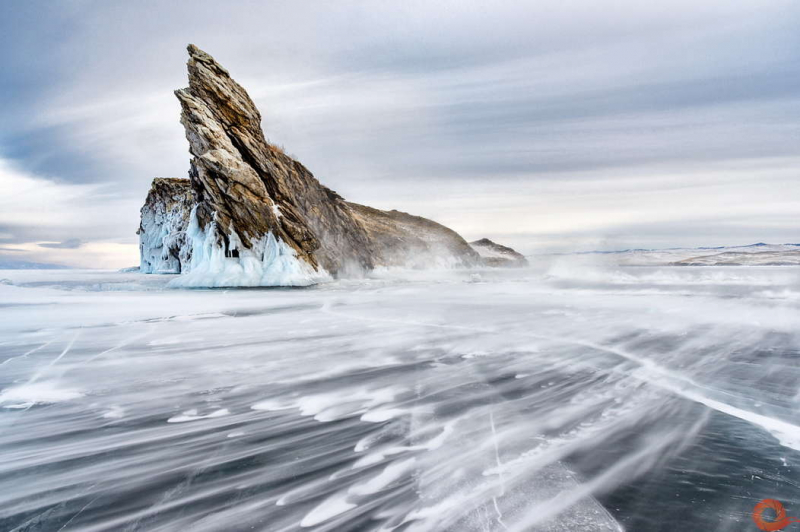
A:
[138,45,486,283]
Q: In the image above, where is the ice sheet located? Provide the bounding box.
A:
[0,263,798,531]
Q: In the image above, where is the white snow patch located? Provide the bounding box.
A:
[102,405,126,419]
[252,386,407,423]
[348,458,416,495]
[0,382,83,407]
[300,491,357,527]
[361,408,406,422]
[352,452,386,468]
[251,400,295,412]
[167,408,229,423]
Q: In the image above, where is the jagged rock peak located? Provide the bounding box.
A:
[183,44,264,143]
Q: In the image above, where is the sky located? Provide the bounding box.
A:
[1,0,799,268]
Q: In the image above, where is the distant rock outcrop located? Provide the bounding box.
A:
[138,45,511,286]
[469,238,529,267]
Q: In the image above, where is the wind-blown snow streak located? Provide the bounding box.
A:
[0,261,798,531]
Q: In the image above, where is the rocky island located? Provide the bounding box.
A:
[138,45,524,286]
[469,238,529,267]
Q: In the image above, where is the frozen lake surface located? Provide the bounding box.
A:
[1,261,799,531]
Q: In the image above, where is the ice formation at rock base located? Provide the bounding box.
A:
[168,208,329,288]
[138,178,194,274]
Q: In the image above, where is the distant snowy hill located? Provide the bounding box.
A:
[672,247,800,266]
[0,259,70,270]
[552,243,800,266]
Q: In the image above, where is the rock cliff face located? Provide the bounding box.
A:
[469,238,529,267]
[138,45,492,286]
[138,178,194,273]
[173,44,378,285]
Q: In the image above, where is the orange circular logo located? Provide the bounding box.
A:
[753,499,799,531]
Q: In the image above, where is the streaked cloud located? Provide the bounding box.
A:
[1,0,798,267]
[39,239,83,249]
[0,158,139,267]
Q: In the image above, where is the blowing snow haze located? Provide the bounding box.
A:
[1,1,799,268]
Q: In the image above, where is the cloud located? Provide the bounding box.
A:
[0,242,137,270]
[39,238,83,249]
[0,158,139,267]
[0,0,799,261]
[0,158,140,240]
